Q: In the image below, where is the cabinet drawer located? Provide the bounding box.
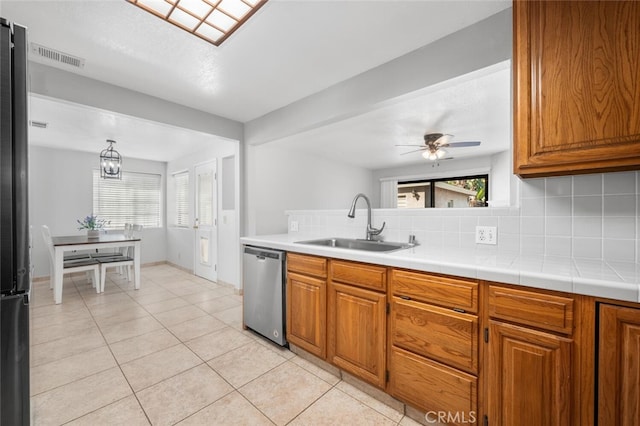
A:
[389,347,477,425]
[330,260,386,292]
[287,253,327,278]
[391,297,478,374]
[489,285,574,335]
[390,269,478,313]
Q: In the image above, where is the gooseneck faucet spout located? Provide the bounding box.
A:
[347,193,386,241]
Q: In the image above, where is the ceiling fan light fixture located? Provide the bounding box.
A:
[423,150,438,161]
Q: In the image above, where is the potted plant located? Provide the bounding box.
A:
[77,214,109,238]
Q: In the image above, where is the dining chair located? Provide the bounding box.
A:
[41,225,92,261]
[97,255,134,293]
[41,225,101,297]
[119,224,142,277]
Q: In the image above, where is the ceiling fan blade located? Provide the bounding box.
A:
[400,148,426,155]
[441,141,481,148]
[395,144,425,147]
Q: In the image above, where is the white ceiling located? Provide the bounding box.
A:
[28,94,231,162]
[2,0,512,164]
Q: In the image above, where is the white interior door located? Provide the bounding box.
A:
[194,160,217,282]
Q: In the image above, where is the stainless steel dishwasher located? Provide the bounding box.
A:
[242,246,286,346]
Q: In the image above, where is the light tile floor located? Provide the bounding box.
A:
[30,264,422,425]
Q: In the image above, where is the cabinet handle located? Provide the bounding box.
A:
[399,295,411,300]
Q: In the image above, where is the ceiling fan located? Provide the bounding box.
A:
[397,133,481,160]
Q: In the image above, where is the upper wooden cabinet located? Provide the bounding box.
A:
[514,0,640,177]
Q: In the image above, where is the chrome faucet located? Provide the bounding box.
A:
[347,193,385,241]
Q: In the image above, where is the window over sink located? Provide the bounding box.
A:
[92,170,162,228]
[397,174,488,208]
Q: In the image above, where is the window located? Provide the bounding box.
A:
[397,174,488,208]
[93,170,162,228]
[173,171,189,227]
[197,170,214,226]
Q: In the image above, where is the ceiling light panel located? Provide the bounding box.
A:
[127,0,267,46]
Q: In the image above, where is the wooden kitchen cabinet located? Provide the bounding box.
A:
[514,0,640,177]
[598,303,640,426]
[327,260,387,388]
[285,252,627,425]
[388,269,479,422]
[286,253,327,358]
[486,285,575,426]
[487,321,572,426]
[390,347,477,425]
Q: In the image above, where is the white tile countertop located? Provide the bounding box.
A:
[241,234,640,303]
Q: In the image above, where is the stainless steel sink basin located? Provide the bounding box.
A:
[296,237,415,252]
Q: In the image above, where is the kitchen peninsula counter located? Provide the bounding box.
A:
[241,233,640,303]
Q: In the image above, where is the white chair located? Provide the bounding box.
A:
[41,225,101,301]
[97,222,139,292]
[118,223,142,277]
[42,225,92,262]
[97,254,134,293]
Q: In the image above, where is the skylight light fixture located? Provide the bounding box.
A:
[127,0,267,46]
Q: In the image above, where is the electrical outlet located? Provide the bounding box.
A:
[475,226,497,245]
[289,220,299,232]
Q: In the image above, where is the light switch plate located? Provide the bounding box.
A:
[476,226,497,245]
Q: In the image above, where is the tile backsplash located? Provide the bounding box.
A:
[286,171,639,262]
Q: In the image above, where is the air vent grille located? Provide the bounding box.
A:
[30,43,85,69]
[29,120,48,129]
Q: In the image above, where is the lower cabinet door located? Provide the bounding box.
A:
[598,304,640,426]
[286,272,326,358]
[487,321,572,426]
[389,347,478,426]
[328,281,386,388]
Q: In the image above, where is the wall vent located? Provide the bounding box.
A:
[30,43,85,69]
[29,120,48,129]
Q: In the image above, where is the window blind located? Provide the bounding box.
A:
[197,171,214,226]
[173,171,189,227]
[93,170,162,228]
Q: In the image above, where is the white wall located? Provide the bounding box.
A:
[242,9,512,237]
[166,139,240,288]
[245,141,373,236]
[244,9,511,146]
[30,146,167,278]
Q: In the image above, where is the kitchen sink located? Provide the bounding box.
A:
[295,237,415,253]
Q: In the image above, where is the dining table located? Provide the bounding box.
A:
[51,233,141,304]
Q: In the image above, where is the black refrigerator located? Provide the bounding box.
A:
[0,17,30,425]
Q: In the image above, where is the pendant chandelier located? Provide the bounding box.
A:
[100,139,122,180]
